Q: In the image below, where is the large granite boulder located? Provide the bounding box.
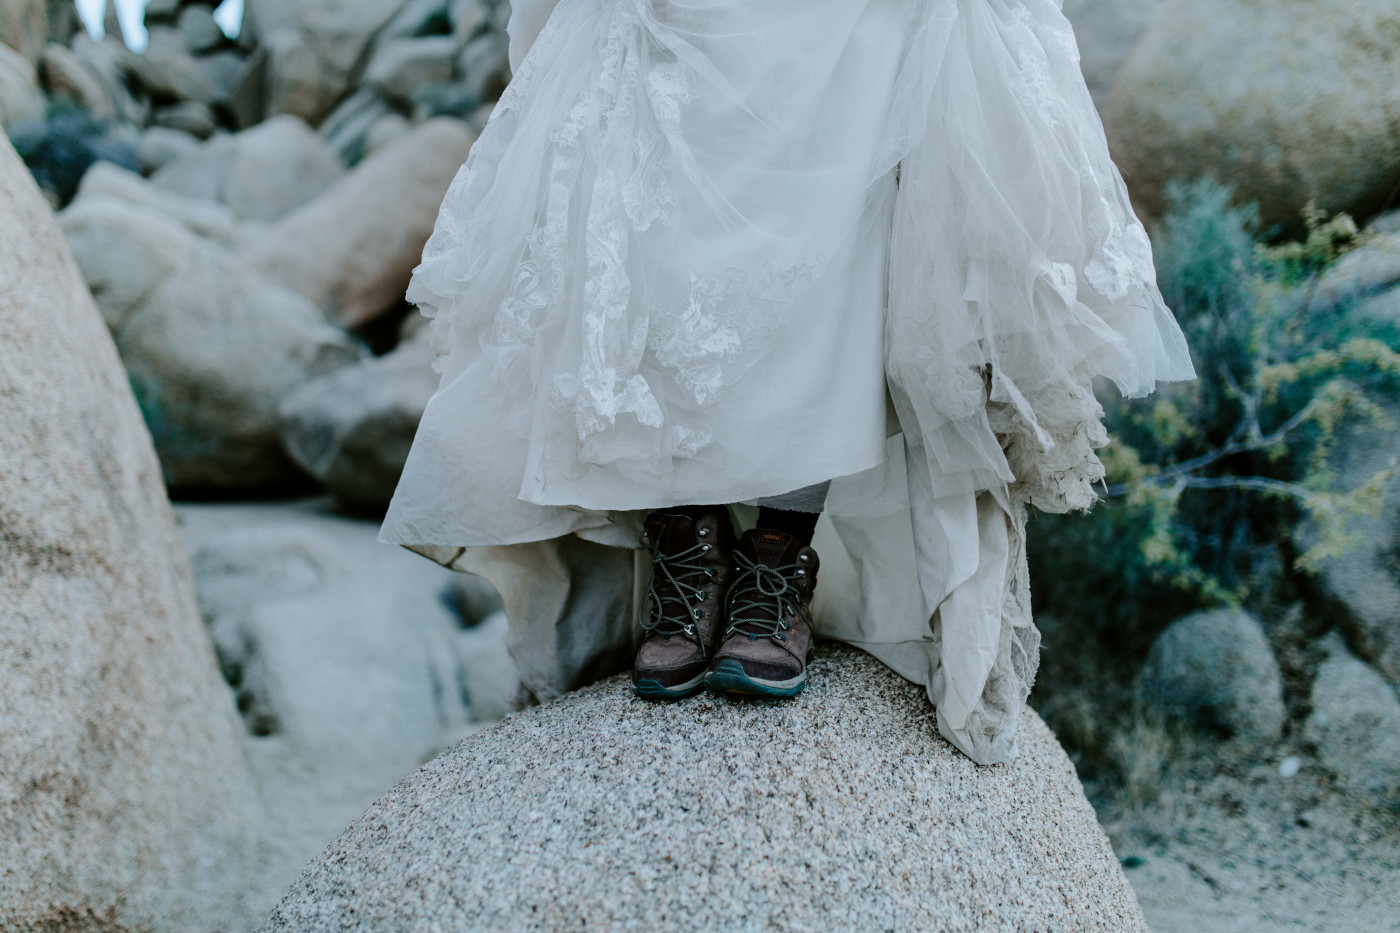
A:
[1102,0,1400,230]
[59,196,364,492]
[245,117,476,328]
[0,137,266,932]
[261,646,1146,932]
[1135,608,1286,743]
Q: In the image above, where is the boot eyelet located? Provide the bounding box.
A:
[698,591,708,600]
[693,608,704,619]
[698,527,710,537]
[701,544,711,552]
[796,568,806,576]
[777,633,787,642]
[798,553,810,563]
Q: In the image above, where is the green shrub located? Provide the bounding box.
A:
[1028,179,1400,787]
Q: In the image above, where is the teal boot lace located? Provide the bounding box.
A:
[724,551,803,643]
[638,535,715,640]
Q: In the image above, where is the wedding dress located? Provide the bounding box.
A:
[379,0,1195,764]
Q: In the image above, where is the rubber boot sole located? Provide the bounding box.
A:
[632,669,708,700]
[704,658,807,698]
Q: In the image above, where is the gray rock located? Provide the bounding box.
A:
[280,331,438,508]
[451,570,505,627]
[196,48,246,106]
[364,110,411,155]
[1312,233,1400,310]
[317,85,392,163]
[59,197,364,491]
[1350,286,1400,331]
[1,135,266,933]
[74,160,244,248]
[456,30,507,103]
[67,33,149,125]
[449,0,489,40]
[176,498,484,897]
[0,41,44,127]
[1136,608,1286,742]
[39,40,115,120]
[144,0,181,26]
[153,99,218,137]
[245,117,475,327]
[454,609,524,721]
[151,113,346,221]
[188,521,469,767]
[378,0,452,43]
[1298,398,1400,689]
[1103,0,1400,230]
[260,0,412,125]
[228,46,269,129]
[137,123,203,173]
[260,647,1148,933]
[1306,639,1400,810]
[178,3,226,54]
[365,35,459,106]
[131,29,220,104]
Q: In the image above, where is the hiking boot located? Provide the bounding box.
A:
[631,507,736,700]
[705,528,817,698]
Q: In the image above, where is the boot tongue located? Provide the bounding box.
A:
[645,511,695,552]
[744,528,798,566]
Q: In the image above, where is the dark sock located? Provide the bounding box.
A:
[756,506,820,546]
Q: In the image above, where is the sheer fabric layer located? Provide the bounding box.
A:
[381,0,1195,765]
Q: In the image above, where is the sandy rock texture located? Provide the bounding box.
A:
[262,645,1146,933]
[1103,0,1400,230]
[0,136,266,932]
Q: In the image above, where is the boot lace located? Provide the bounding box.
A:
[638,536,714,639]
[724,551,801,642]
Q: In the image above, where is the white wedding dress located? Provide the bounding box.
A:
[379,0,1195,764]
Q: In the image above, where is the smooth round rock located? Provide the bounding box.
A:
[261,645,1146,932]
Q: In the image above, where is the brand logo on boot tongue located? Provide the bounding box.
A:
[758,531,785,546]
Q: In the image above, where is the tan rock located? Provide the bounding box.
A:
[1103,0,1400,230]
[0,136,266,933]
[246,117,475,328]
[0,0,45,65]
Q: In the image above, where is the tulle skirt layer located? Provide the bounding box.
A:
[381,0,1195,764]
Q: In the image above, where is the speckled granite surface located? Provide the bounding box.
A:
[260,644,1145,932]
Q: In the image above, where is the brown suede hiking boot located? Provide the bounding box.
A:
[705,528,817,698]
[631,508,736,700]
